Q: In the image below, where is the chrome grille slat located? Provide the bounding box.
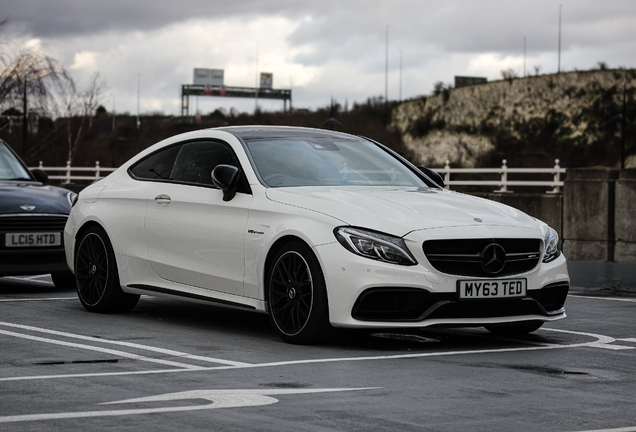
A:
[423,238,542,277]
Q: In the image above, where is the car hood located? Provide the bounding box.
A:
[265,186,541,236]
[0,181,72,215]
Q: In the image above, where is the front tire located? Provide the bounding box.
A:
[485,320,543,335]
[267,241,331,344]
[74,226,139,313]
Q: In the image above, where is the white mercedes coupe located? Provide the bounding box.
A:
[64,126,569,344]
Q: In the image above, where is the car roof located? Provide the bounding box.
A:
[215,125,361,141]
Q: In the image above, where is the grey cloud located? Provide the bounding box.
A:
[3,0,306,37]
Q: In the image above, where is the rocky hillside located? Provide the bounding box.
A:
[391,69,636,168]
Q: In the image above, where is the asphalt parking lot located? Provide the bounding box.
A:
[1,275,635,432]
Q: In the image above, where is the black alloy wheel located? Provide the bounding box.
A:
[75,226,139,313]
[267,241,331,344]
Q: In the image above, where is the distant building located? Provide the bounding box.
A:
[454,76,488,88]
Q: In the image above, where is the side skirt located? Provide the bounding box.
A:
[127,284,258,311]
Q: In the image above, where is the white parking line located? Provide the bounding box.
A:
[570,294,636,303]
[0,297,76,302]
[0,328,205,370]
[3,275,53,284]
[544,328,635,350]
[570,427,636,432]
[0,326,627,382]
[0,322,251,368]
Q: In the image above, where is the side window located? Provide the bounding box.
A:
[129,139,249,194]
[170,141,239,185]
[129,145,180,180]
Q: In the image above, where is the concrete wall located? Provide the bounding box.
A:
[474,168,636,289]
[615,169,636,261]
[562,168,618,261]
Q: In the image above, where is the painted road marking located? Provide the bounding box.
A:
[0,328,206,370]
[544,328,636,350]
[1,326,632,382]
[3,275,53,284]
[570,427,636,432]
[0,387,378,424]
[570,294,636,303]
[0,322,251,368]
[0,297,75,302]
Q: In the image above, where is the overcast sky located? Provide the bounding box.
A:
[4,0,636,116]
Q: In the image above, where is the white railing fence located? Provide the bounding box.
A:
[31,161,117,183]
[30,159,567,193]
[434,159,566,193]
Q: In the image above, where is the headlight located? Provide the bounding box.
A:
[542,225,560,263]
[334,227,417,266]
[67,192,78,207]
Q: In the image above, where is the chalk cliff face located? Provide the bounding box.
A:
[391,69,636,168]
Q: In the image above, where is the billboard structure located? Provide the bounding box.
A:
[454,76,488,88]
[181,68,291,116]
[260,72,273,89]
[193,68,224,86]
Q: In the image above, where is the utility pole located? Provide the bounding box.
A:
[22,76,27,155]
[255,41,259,113]
[385,25,389,106]
[523,37,526,78]
[621,77,626,169]
[399,50,403,102]
[558,5,562,73]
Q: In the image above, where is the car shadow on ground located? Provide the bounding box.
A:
[124,296,557,352]
[0,276,74,295]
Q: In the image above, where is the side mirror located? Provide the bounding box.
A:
[31,168,49,184]
[417,166,445,188]
[211,164,240,201]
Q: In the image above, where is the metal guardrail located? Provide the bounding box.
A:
[434,159,566,193]
[31,161,117,183]
[30,159,566,193]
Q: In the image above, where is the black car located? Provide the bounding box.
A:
[0,139,76,288]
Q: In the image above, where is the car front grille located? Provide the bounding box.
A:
[351,282,569,322]
[422,238,542,277]
[0,215,69,275]
[0,215,68,232]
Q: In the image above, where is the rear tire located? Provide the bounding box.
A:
[74,226,139,313]
[267,241,331,344]
[485,320,543,335]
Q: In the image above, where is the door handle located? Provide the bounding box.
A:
[154,194,171,204]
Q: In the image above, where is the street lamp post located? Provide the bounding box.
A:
[399,50,403,102]
[558,5,562,73]
[523,37,526,78]
[22,76,28,155]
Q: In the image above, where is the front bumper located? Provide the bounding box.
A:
[315,239,569,329]
[0,214,70,276]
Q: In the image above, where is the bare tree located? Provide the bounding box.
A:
[46,72,107,165]
[500,68,519,80]
[0,21,63,114]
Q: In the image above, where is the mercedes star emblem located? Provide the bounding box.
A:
[480,243,506,275]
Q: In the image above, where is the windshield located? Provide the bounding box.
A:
[0,143,31,181]
[244,136,428,188]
